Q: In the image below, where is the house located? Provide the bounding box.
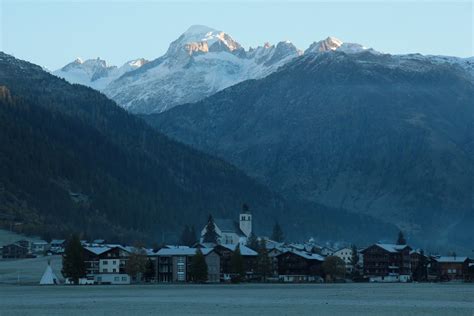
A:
[50,239,66,253]
[153,247,220,283]
[2,242,29,259]
[432,256,470,281]
[32,240,49,254]
[213,244,258,281]
[201,210,252,245]
[333,247,359,273]
[276,249,325,282]
[362,243,412,282]
[84,245,131,278]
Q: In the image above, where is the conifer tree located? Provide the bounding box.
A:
[271,221,284,242]
[62,233,86,285]
[246,233,259,251]
[203,215,219,244]
[189,248,208,283]
[180,225,197,246]
[230,244,245,282]
[180,225,190,245]
[257,239,272,281]
[189,226,197,245]
[397,231,407,245]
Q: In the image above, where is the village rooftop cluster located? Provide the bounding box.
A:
[2,208,474,285]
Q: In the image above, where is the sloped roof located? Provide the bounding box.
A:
[278,249,325,261]
[366,243,410,253]
[219,244,258,256]
[50,239,65,244]
[435,256,469,263]
[156,248,213,256]
[214,218,246,237]
[84,246,111,255]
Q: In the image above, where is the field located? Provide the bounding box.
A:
[0,283,473,316]
[0,255,63,285]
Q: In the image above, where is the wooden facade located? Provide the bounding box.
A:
[1,243,29,259]
[362,244,411,277]
[276,250,323,277]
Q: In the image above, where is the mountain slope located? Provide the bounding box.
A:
[144,51,474,249]
[0,52,397,244]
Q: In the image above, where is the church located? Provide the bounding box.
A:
[200,210,252,245]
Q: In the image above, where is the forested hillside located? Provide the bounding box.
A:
[0,52,397,244]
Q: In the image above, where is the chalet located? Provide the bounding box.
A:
[276,249,325,282]
[432,256,470,281]
[201,211,252,245]
[213,244,258,281]
[82,245,132,284]
[31,240,49,254]
[2,242,29,259]
[362,243,412,282]
[153,247,220,283]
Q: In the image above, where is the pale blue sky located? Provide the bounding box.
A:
[1,0,472,70]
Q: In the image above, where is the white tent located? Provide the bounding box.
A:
[39,262,59,285]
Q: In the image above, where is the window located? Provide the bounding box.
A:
[102,269,107,272]
[103,260,108,265]
[113,269,117,273]
[122,277,127,281]
[114,277,119,281]
[113,260,116,265]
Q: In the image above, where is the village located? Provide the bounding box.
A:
[2,207,474,286]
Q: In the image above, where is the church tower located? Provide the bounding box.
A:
[239,204,252,237]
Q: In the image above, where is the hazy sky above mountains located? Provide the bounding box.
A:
[1,0,472,70]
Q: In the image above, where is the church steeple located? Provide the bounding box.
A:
[239,203,252,237]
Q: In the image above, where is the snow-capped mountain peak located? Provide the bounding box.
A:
[166,25,243,58]
[305,36,374,55]
[55,26,472,115]
[305,36,343,53]
[53,57,147,90]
